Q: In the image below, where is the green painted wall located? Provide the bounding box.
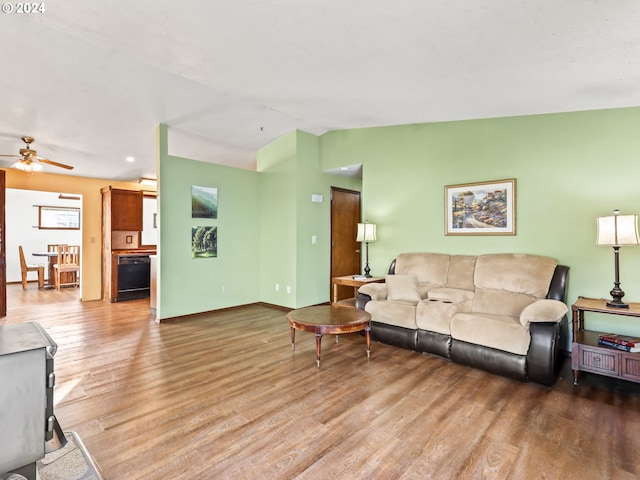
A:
[258,131,298,308]
[157,106,640,337]
[157,126,360,317]
[158,125,261,319]
[295,131,362,306]
[257,130,361,308]
[320,107,640,337]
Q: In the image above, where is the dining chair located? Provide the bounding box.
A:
[44,244,68,286]
[53,244,80,289]
[18,245,45,290]
[47,244,67,252]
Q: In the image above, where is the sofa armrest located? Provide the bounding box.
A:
[355,292,371,310]
[547,265,569,301]
[358,283,387,301]
[520,299,568,327]
[527,318,567,386]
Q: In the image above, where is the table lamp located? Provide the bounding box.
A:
[356,222,377,278]
[596,210,639,308]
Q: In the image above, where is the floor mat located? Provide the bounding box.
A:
[38,432,102,480]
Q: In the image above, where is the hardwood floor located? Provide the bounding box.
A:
[3,283,640,479]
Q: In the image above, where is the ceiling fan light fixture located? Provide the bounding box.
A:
[1,136,74,171]
[12,159,42,173]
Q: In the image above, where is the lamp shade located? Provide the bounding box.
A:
[596,213,640,247]
[356,223,377,243]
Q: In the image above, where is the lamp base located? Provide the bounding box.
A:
[363,263,372,278]
[607,286,628,308]
[607,298,629,309]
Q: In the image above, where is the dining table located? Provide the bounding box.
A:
[32,252,58,288]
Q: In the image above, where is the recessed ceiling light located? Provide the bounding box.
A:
[126,156,135,163]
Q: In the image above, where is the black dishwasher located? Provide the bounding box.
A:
[117,255,151,301]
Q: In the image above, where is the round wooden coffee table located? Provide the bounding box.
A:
[287,305,372,368]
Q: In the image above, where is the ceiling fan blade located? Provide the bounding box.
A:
[0,154,21,158]
[36,156,74,170]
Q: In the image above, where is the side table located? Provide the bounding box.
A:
[571,296,640,385]
[331,275,385,308]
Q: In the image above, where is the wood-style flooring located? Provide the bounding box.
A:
[3,283,640,479]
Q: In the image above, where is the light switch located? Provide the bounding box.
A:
[311,194,323,203]
[312,235,317,244]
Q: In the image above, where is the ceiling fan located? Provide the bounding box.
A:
[0,136,74,172]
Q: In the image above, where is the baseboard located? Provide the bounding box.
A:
[157,301,333,323]
[157,302,280,323]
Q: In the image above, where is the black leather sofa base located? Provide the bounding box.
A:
[370,322,417,352]
[369,320,567,386]
[450,339,527,382]
[416,330,451,359]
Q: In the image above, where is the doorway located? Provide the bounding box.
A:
[330,187,361,302]
[5,189,82,301]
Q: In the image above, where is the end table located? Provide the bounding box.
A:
[331,275,385,308]
[571,296,640,385]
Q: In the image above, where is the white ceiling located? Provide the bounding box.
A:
[1,0,639,181]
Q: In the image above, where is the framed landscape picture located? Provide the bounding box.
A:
[192,226,218,258]
[445,178,516,236]
[192,185,218,219]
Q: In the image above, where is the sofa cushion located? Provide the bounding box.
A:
[427,287,474,303]
[472,254,557,317]
[520,299,568,327]
[395,253,450,286]
[365,300,417,329]
[446,255,477,291]
[417,298,472,335]
[386,275,421,302]
[474,254,557,297]
[450,312,531,355]
[472,289,541,318]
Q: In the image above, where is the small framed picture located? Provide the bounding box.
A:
[192,226,217,258]
[192,185,218,219]
[445,179,516,236]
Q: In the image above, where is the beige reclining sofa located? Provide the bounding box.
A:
[356,253,569,386]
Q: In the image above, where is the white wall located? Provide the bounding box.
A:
[7,189,83,283]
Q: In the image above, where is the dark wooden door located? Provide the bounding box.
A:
[0,169,6,317]
[330,187,361,301]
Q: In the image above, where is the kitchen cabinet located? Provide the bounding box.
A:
[101,186,153,302]
[102,187,142,231]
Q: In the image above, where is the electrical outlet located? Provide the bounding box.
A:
[275,283,280,292]
[286,285,291,294]
[222,285,227,294]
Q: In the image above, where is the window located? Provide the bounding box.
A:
[38,206,81,230]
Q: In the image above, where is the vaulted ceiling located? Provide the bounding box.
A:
[1,1,639,180]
